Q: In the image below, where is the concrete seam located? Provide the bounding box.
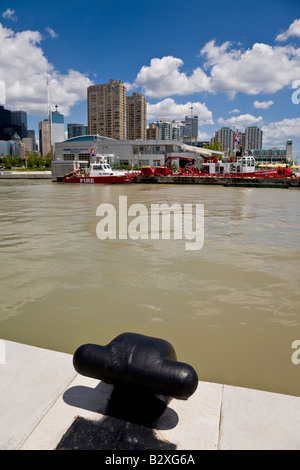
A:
[19,372,79,449]
[217,384,224,450]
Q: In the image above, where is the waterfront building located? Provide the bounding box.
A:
[67,123,88,139]
[248,148,287,165]
[11,110,27,139]
[0,138,21,157]
[39,119,51,156]
[87,79,127,139]
[214,127,235,154]
[51,135,201,181]
[126,92,147,140]
[245,126,262,150]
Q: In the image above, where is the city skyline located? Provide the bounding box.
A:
[0,1,299,158]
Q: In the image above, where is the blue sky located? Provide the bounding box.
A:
[0,0,300,158]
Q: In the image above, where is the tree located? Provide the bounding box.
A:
[26,154,44,168]
[2,155,23,168]
[203,141,224,160]
[44,151,52,168]
[203,141,224,152]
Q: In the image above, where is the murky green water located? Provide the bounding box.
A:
[0,180,299,396]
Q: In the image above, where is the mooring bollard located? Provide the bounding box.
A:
[73,332,198,400]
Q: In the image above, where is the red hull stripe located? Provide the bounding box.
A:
[63,175,135,184]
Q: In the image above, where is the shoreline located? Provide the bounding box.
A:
[0,171,52,179]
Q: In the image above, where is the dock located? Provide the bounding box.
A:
[132,174,300,188]
[0,171,52,179]
[1,339,300,451]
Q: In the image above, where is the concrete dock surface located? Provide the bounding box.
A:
[1,339,300,451]
[0,171,52,179]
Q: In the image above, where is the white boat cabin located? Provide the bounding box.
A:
[202,156,256,175]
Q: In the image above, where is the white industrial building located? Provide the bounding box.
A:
[52,135,208,181]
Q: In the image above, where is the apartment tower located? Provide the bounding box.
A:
[245,126,262,150]
[214,127,235,153]
[126,92,147,140]
[87,79,127,139]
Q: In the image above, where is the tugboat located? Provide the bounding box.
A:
[63,155,136,184]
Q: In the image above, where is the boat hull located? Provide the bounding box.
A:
[63,174,135,184]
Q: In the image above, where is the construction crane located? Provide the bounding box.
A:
[181,143,224,158]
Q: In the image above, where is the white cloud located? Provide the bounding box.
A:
[0,23,93,115]
[130,56,211,98]
[147,98,214,125]
[218,114,263,128]
[45,27,58,39]
[1,8,17,21]
[276,19,300,42]
[198,131,212,141]
[228,108,240,114]
[253,100,274,109]
[128,38,300,100]
[262,118,300,147]
[200,40,300,98]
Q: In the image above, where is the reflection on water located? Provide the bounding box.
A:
[0,180,300,396]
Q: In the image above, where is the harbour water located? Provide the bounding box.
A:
[0,180,299,396]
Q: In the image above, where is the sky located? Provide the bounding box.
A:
[0,0,300,159]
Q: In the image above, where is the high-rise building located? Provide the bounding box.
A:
[67,123,88,139]
[0,106,23,141]
[214,127,235,153]
[286,139,292,161]
[245,126,262,150]
[147,123,159,140]
[27,130,36,151]
[51,109,65,145]
[182,115,198,141]
[154,119,172,140]
[0,106,11,140]
[11,110,27,139]
[39,119,51,156]
[87,79,127,139]
[126,92,147,140]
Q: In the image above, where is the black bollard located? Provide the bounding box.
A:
[73,332,198,400]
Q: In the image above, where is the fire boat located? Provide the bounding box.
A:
[63,155,136,184]
[141,144,295,179]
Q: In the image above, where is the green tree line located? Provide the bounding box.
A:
[1,152,52,169]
